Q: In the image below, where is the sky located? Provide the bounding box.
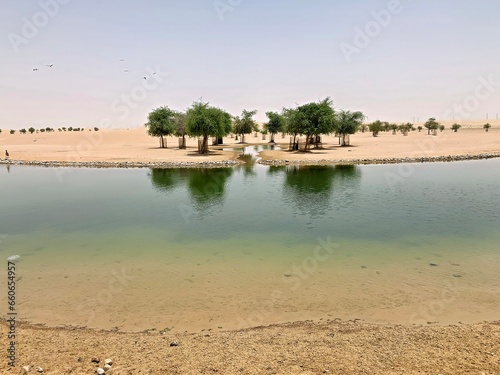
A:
[1,0,500,129]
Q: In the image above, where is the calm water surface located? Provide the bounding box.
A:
[1,154,499,332]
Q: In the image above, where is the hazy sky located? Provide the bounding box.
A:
[1,0,499,129]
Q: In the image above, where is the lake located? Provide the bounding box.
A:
[1,151,499,332]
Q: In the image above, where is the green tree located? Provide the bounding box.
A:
[186,101,232,154]
[283,107,302,148]
[145,106,177,148]
[296,97,336,149]
[336,110,364,146]
[417,126,423,132]
[20,128,27,134]
[451,123,461,132]
[368,120,383,137]
[424,118,440,135]
[174,111,188,148]
[264,111,285,143]
[233,109,257,143]
[10,130,15,134]
[439,124,445,132]
[359,124,368,133]
[483,123,491,132]
[390,123,398,135]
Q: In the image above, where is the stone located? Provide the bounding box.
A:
[96,369,105,375]
[104,364,112,371]
[104,358,112,365]
[170,341,179,347]
[37,368,43,373]
[91,357,100,364]
[22,365,30,373]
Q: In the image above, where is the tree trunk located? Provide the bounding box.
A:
[270,133,275,143]
[160,135,165,148]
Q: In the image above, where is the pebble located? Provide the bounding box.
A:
[170,341,179,347]
[37,367,43,373]
[104,358,113,365]
[104,364,112,371]
[22,365,30,373]
[96,368,105,375]
[91,357,100,364]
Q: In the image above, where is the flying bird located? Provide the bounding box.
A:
[33,68,38,71]
[124,70,129,72]
[119,59,125,62]
[143,76,147,80]
[46,64,53,67]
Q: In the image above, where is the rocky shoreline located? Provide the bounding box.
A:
[259,152,500,166]
[0,152,499,169]
[0,159,240,169]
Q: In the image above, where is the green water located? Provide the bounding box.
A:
[1,157,499,332]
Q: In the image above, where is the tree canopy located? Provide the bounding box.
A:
[336,110,364,146]
[295,97,336,149]
[265,111,285,143]
[424,118,440,135]
[233,109,258,143]
[186,101,232,153]
[145,106,177,148]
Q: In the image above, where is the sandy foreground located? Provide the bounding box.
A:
[0,125,499,166]
[1,319,500,374]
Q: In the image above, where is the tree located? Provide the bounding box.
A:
[417,126,423,132]
[233,109,257,143]
[295,97,336,150]
[424,118,440,135]
[336,110,364,146]
[145,106,177,148]
[174,111,188,148]
[368,120,383,137]
[390,123,398,135]
[264,111,285,143]
[10,130,15,134]
[451,123,461,132]
[483,123,491,132]
[359,124,368,133]
[94,127,99,131]
[20,128,27,134]
[186,101,232,154]
[439,124,445,132]
[283,107,302,148]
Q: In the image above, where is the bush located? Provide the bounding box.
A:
[10,130,15,134]
[451,123,461,132]
[94,127,99,131]
[28,127,35,134]
[20,128,27,134]
[40,128,45,133]
[68,127,73,131]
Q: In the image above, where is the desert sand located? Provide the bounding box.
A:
[0,125,499,166]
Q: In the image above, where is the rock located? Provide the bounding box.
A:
[170,341,179,347]
[429,263,438,267]
[104,358,112,365]
[22,365,30,372]
[37,368,43,373]
[91,357,100,364]
[104,364,112,371]
[96,369,105,375]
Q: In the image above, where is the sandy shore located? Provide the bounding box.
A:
[2,319,499,374]
[0,127,499,167]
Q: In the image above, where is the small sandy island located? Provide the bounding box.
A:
[0,125,499,167]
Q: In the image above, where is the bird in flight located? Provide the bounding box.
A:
[33,68,39,71]
[143,76,147,80]
[124,70,129,72]
[46,64,53,67]
[119,59,125,62]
